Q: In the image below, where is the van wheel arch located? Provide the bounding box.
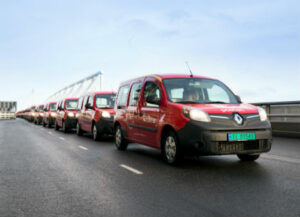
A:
[160,125,183,165]
[160,125,177,148]
[114,121,120,130]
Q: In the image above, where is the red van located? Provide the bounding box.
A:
[33,104,44,125]
[76,92,116,140]
[28,105,37,122]
[55,98,79,132]
[114,74,272,165]
[42,102,57,128]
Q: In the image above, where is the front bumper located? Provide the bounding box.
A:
[48,117,56,125]
[177,119,272,155]
[95,117,114,135]
[65,118,77,129]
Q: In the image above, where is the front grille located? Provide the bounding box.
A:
[244,140,259,150]
[218,140,263,153]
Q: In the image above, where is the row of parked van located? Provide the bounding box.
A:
[17,74,273,165]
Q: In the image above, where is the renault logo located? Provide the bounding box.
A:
[233,113,243,125]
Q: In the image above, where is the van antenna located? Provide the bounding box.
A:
[185,61,193,78]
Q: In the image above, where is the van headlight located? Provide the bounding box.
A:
[51,112,57,117]
[102,111,111,118]
[182,107,211,122]
[257,107,268,121]
[68,112,74,118]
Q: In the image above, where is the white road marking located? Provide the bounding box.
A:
[59,137,65,141]
[120,164,143,175]
[48,131,52,135]
[263,154,300,164]
[79,145,88,150]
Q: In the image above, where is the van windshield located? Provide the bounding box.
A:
[95,94,116,109]
[65,100,78,110]
[163,78,239,104]
[49,103,57,111]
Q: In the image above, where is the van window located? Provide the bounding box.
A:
[117,85,130,106]
[207,85,230,103]
[83,96,89,108]
[163,78,238,104]
[87,95,94,107]
[143,82,161,108]
[49,103,57,111]
[129,82,142,106]
[78,97,83,110]
[65,100,78,110]
[95,94,115,109]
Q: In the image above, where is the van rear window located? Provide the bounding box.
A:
[117,85,130,106]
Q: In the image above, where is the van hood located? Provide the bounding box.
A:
[184,103,258,114]
[96,108,115,114]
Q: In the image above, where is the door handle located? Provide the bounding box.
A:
[134,112,138,115]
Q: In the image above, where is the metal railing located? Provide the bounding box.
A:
[253,101,300,137]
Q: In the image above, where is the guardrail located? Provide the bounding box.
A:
[0,112,16,120]
[252,101,300,137]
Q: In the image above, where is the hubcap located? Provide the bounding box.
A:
[115,128,122,146]
[165,136,176,162]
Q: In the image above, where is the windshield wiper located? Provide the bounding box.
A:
[175,101,200,104]
[204,101,226,104]
[97,106,113,109]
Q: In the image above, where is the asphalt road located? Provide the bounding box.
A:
[0,119,300,217]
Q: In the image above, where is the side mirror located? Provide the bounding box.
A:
[236,95,242,103]
[85,104,93,109]
[146,94,160,105]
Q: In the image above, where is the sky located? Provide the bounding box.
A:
[0,0,299,110]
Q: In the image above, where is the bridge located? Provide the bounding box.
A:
[1,74,300,217]
[0,119,299,217]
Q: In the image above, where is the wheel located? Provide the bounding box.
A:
[237,154,260,161]
[162,130,183,165]
[115,125,128,150]
[47,119,51,128]
[55,121,59,131]
[92,124,101,141]
[42,120,46,127]
[62,121,67,133]
[76,122,83,136]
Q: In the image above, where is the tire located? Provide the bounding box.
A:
[55,121,59,131]
[42,120,46,127]
[115,125,128,150]
[162,130,183,165]
[237,154,260,161]
[47,119,51,128]
[76,122,83,136]
[62,121,67,133]
[92,124,101,141]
